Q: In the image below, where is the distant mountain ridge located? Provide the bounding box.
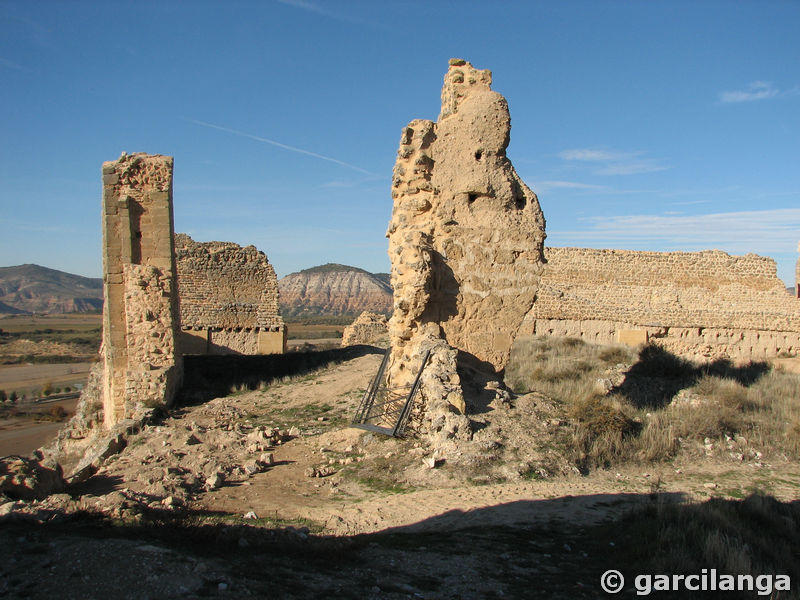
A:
[0,262,394,318]
[279,263,393,318]
[0,264,103,314]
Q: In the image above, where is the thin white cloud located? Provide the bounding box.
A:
[719,81,779,103]
[550,208,800,255]
[0,57,28,71]
[559,148,634,162]
[320,180,358,189]
[274,0,378,26]
[594,160,669,176]
[558,147,669,176]
[534,180,608,191]
[276,0,328,15]
[185,118,377,176]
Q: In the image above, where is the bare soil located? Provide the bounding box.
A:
[0,362,93,390]
[2,351,799,599]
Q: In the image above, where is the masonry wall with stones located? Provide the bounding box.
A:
[796,241,799,298]
[521,246,800,361]
[101,153,182,427]
[385,59,546,440]
[175,233,285,355]
[341,312,388,347]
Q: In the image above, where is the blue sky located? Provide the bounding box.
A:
[1,1,798,286]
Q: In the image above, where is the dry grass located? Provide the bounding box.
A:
[506,336,636,402]
[506,336,800,470]
[631,494,800,589]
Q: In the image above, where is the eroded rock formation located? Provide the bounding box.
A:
[279,264,392,318]
[386,59,546,429]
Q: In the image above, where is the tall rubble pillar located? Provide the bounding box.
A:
[385,59,546,437]
[101,153,182,427]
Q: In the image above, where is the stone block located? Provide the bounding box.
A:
[616,329,649,347]
[257,329,286,355]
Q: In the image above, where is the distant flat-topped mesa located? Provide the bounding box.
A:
[386,59,546,423]
[278,264,392,318]
[175,233,286,355]
[523,247,800,361]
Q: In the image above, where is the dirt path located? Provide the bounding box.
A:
[87,351,800,538]
[4,351,800,599]
[0,419,65,457]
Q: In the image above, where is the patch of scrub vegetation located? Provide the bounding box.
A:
[339,447,418,494]
[505,336,800,472]
[187,512,324,534]
[613,494,800,590]
[245,401,347,433]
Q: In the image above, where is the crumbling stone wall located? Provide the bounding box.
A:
[101,153,182,427]
[796,241,799,298]
[341,312,388,347]
[522,247,800,360]
[175,233,286,355]
[386,59,546,431]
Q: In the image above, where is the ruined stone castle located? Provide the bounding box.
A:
[523,247,800,361]
[175,233,286,355]
[99,155,285,426]
[383,59,800,438]
[101,153,182,427]
[96,60,797,432]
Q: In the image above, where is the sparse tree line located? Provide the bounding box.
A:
[0,383,76,403]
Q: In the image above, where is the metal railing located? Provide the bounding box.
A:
[351,348,431,437]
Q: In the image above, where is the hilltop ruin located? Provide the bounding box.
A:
[385,59,546,428]
[98,156,287,428]
[382,59,800,441]
[524,247,800,361]
[175,233,286,355]
[100,153,182,427]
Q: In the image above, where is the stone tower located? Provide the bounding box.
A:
[101,153,182,427]
[385,59,546,421]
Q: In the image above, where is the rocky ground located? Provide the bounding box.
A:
[2,350,800,598]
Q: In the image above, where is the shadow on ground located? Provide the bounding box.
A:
[613,345,771,409]
[178,345,384,405]
[2,490,798,599]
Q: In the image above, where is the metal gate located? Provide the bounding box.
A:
[351,348,431,437]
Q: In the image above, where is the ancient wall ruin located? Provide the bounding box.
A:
[101,153,182,427]
[341,312,388,347]
[796,241,799,298]
[175,233,286,355]
[522,247,800,361]
[386,58,546,427]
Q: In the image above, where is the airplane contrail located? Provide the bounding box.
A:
[185,118,377,176]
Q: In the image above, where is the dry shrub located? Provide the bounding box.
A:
[506,336,635,400]
[597,345,635,364]
[568,396,640,469]
[647,494,800,584]
[48,405,67,420]
[693,375,755,411]
[630,413,679,462]
[506,335,800,469]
